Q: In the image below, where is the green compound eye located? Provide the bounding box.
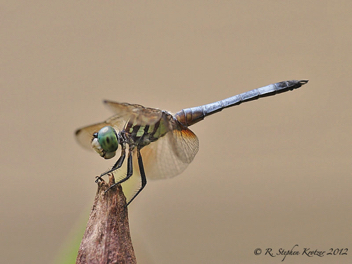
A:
[97,126,118,153]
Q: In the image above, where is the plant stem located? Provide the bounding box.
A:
[76,174,136,264]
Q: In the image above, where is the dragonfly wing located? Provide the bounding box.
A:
[104,100,163,126]
[75,115,126,151]
[169,125,200,163]
[141,124,199,180]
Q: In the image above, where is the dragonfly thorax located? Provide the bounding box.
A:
[92,126,119,159]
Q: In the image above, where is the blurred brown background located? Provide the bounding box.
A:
[1,1,351,263]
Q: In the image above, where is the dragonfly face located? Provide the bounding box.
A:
[75,80,308,205]
[92,126,119,159]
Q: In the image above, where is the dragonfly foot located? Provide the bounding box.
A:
[95,175,104,183]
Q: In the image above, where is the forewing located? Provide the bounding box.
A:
[75,115,126,151]
[104,100,163,126]
[141,124,199,180]
[76,101,164,151]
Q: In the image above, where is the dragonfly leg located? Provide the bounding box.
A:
[95,145,126,183]
[105,149,133,193]
[126,148,147,206]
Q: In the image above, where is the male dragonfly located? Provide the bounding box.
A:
[75,80,308,205]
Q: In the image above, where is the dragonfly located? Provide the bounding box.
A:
[75,80,308,205]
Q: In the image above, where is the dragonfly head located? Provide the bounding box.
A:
[91,126,119,159]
